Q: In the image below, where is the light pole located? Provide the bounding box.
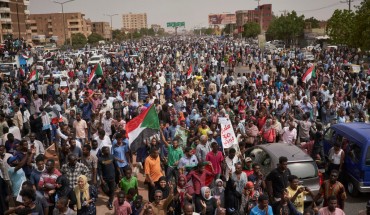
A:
[53,0,75,46]
[104,13,118,41]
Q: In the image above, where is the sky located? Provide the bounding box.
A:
[29,0,362,30]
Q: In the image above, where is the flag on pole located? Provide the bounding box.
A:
[126,104,160,152]
[302,65,316,83]
[28,70,38,83]
[187,65,193,79]
[87,64,103,85]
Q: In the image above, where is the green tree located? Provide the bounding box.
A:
[222,24,236,34]
[305,17,320,28]
[71,33,87,47]
[112,29,125,41]
[326,9,355,46]
[87,32,104,44]
[242,22,261,38]
[353,0,370,50]
[266,11,305,46]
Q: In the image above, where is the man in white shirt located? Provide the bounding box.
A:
[28,133,45,157]
[224,148,239,181]
[281,123,297,145]
[94,130,112,152]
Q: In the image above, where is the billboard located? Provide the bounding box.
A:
[167,22,185,28]
[208,13,236,25]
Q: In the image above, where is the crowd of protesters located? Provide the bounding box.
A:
[0,36,369,215]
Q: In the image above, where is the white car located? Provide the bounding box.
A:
[304,54,315,61]
[87,55,105,65]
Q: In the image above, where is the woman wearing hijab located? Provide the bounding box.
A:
[154,176,170,199]
[224,178,241,215]
[189,109,200,122]
[211,179,225,208]
[74,175,97,215]
[176,174,194,209]
[53,175,77,209]
[200,186,217,215]
[260,118,276,144]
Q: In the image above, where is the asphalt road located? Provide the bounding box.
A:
[344,193,370,214]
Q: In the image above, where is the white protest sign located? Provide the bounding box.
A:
[219,117,237,149]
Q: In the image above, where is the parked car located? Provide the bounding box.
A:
[87,55,105,66]
[245,143,322,203]
[323,122,370,196]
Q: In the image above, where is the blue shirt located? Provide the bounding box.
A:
[250,205,273,215]
[79,102,92,121]
[112,143,129,168]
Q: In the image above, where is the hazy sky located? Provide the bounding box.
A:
[29,0,362,30]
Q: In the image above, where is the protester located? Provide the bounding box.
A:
[0,35,367,214]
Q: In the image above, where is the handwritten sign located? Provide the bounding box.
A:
[219,117,237,148]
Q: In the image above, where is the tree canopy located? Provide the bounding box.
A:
[326,1,370,50]
[266,11,305,46]
[71,33,87,47]
[88,32,104,44]
[242,22,261,38]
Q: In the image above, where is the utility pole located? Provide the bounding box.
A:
[340,0,353,11]
[104,13,118,41]
[53,0,75,46]
[256,0,262,32]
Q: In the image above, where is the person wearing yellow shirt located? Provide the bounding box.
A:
[287,175,314,214]
[198,119,210,137]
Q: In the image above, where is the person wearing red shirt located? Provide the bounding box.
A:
[38,159,62,207]
[186,163,215,213]
[206,142,224,179]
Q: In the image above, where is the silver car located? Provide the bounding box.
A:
[245,143,322,203]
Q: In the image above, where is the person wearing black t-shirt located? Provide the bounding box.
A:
[266,156,291,203]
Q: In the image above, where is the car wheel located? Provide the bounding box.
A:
[346,179,360,197]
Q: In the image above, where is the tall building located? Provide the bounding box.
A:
[28,12,92,45]
[91,21,111,40]
[236,4,272,31]
[0,0,30,42]
[122,13,147,31]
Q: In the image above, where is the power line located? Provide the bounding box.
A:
[340,0,354,11]
[296,0,359,13]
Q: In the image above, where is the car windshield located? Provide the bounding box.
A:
[288,162,317,179]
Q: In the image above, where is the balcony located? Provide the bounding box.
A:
[0,7,10,13]
[24,0,30,5]
[2,29,12,33]
[24,10,30,15]
[0,17,11,23]
[0,0,10,2]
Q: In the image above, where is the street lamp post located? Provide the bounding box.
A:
[53,0,75,46]
[104,13,118,41]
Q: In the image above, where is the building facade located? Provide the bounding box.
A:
[0,0,30,42]
[28,12,92,45]
[235,4,272,32]
[92,21,111,40]
[122,13,147,31]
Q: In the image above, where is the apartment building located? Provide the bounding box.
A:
[122,13,147,31]
[92,21,111,40]
[28,12,92,45]
[236,4,272,31]
[0,0,30,42]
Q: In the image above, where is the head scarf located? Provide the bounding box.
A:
[155,176,170,199]
[201,186,212,200]
[74,175,90,210]
[262,119,272,132]
[177,174,191,208]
